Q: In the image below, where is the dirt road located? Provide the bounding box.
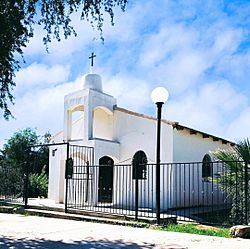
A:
[0,213,249,249]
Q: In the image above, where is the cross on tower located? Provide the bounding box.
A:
[89,52,96,67]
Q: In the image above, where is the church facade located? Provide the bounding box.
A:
[48,72,233,211]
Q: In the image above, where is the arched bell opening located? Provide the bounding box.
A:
[93,106,113,141]
[65,104,84,141]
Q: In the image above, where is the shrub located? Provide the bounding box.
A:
[28,170,48,198]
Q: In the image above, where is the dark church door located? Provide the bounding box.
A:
[98,156,114,203]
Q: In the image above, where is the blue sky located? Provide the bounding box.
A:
[1,0,250,147]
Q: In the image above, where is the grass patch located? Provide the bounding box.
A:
[159,223,231,238]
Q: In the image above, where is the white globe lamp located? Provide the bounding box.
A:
[151,87,169,104]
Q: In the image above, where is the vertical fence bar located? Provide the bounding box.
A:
[244,161,248,225]
[235,162,239,222]
[135,166,139,220]
[241,161,244,224]
[65,142,69,213]
[211,161,214,216]
[24,147,30,208]
[86,161,89,202]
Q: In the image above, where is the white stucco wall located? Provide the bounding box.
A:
[173,129,230,163]
[114,110,173,163]
[168,128,233,209]
[112,109,174,209]
[48,144,67,203]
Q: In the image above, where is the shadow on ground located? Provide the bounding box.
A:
[0,236,158,249]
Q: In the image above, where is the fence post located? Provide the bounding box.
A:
[244,161,249,225]
[24,147,30,208]
[135,175,139,221]
[65,142,69,213]
[156,103,162,225]
[85,161,90,202]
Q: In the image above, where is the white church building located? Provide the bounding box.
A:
[48,69,234,212]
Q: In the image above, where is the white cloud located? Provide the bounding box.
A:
[136,16,245,95]
[226,108,250,141]
[23,11,99,63]
[104,73,152,113]
[23,26,45,56]
[212,28,242,55]
[139,24,197,68]
[164,80,248,141]
[14,63,71,96]
[157,51,208,94]
[102,2,153,42]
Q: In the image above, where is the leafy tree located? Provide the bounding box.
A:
[0,128,50,198]
[1,128,52,173]
[213,138,250,224]
[2,128,39,171]
[0,162,23,199]
[0,0,127,120]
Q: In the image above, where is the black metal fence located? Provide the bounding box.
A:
[0,142,67,206]
[66,160,250,225]
[0,161,26,204]
[0,144,50,205]
[1,149,249,226]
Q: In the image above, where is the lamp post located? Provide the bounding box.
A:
[151,87,169,225]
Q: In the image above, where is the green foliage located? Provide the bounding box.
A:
[160,224,230,238]
[1,128,51,174]
[28,169,48,198]
[35,146,50,174]
[0,0,31,119]
[0,163,23,198]
[0,0,127,119]
[2,128,39,173]
[213,138,250,225]
[0,128,50,198]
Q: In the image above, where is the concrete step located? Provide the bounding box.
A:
[27,204,162,224]
[0,206,15,213]
[24,208,149,228]
[1,201,176,226]
[27,204,65,213]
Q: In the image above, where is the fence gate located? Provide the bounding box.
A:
[65,144,94,211]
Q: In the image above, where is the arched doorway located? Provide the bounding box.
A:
[98,156,114,203]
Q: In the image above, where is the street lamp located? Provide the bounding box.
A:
[151,86,169,225]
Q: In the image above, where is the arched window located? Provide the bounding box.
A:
[132,151,147,180]
[202,154,212,180]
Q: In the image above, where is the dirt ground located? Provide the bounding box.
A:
[0,213,249,249]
